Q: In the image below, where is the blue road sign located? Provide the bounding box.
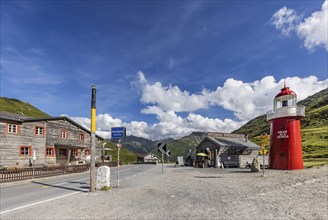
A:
[111,127,126,139]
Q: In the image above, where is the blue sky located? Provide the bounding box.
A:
[1,0,327,140]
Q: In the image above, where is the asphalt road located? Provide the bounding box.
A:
[0,164,158,215]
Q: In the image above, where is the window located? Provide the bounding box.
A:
[60,130,68,139]
[85,149,90,156]
[7,123,18,134]
[59,148,67,156]
[35,126,45,136]
[79,133,85,141]
[46,147,54,157]
[71,149,78,156]
[20,146,32,156]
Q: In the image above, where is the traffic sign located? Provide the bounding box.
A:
[158,143,167,154]
[111,127,126,139]
[166,150,171,158]
[260,133,269,145]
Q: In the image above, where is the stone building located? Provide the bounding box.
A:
[0,112,104,167]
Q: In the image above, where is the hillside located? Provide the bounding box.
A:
[102,141,137,164]
[111,135,156,154]
[0,97,50,118]
[151,132,208,161]
[233,88,328,159]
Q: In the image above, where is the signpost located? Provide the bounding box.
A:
[158,143,170,173]
[111,127,126,188]
[116,140,122,188]
[260,133,269,177]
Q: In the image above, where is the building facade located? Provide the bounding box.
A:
[0,112,104,167]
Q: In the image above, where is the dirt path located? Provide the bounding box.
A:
[1,165,327,219]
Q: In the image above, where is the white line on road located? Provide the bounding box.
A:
[0,191,84,215]
[52,177,90,186]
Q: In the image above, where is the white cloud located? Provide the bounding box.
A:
[297,0,328,52]
[271,6,301,36]
[70,73,327,141]
[138,72,208,112]
[271,1,328,52]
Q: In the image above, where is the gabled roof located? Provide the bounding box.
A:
[0,111,104,140]
[197,136,260,150]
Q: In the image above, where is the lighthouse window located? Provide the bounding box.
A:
[282,100,288,107]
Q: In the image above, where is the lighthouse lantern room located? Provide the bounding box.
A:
[267,84,305,170]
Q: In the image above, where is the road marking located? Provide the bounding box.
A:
[0,191,82,215]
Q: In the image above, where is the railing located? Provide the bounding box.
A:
[0,161,126,184]
[267,105,305,121]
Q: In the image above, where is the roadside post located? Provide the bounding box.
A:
[260,133,269,177]
[32,150,36,179]
[90,85,97,192]
[111,127,126,188]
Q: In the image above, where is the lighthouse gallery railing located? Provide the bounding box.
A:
[267,105,305,121]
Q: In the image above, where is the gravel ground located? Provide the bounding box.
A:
[2,164,327,220]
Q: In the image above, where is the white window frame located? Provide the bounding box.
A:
[8,124,18,134]
[35,126,45,135]
[60,130,68,139]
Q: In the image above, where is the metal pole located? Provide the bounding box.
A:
[117,139,121,188]
[262,143,265,177]
[262,153,265,176]
[90,85,96,192]
[162,152,164,173]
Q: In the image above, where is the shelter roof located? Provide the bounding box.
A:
[197,136,260,150]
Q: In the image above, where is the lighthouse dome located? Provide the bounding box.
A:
[275,87,296,98]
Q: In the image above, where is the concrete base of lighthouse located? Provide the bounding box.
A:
[269,117,304,170]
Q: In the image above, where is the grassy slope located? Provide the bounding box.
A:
[0,97,50,117]
[103,142,137,165]
[233,88,328,159]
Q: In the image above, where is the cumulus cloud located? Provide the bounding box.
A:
[70,72,327,141]
[297,0,328,52]
[271,0,328,52]
[138,72,208,112]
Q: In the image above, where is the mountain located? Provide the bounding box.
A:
[233,88,328,159]
[110,135,156,155]
[152,132,208,161]
[0,97,50,118]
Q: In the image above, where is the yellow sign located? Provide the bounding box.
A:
[260,133,269,145]
[259,149,268,155]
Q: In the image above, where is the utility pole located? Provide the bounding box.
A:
[90,85,96,192]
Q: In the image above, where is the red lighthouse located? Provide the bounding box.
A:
[267,84,305,170]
